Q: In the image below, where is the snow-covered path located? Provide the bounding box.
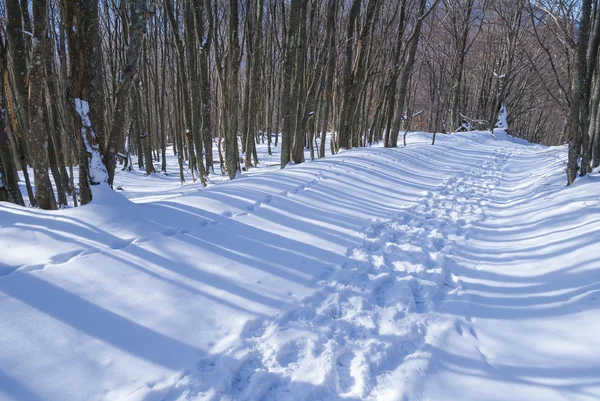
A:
[1,132,599,401]
[424,145,600,401]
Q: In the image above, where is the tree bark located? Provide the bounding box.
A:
[337,0,361,150]
[28,0,57,210]
[225,0,241,179]
[196,0,215,173]
[6,0,35,206]
[567,0,592,185]
[319,0,337,159]
[280,0,301,168]
[389,0,427,147]
[104,0,151,186]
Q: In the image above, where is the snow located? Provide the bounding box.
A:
[74,98,109,184]
[1,131,600,401]
[495,104,508,130]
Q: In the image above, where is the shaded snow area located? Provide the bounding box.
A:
[1,131,600,401]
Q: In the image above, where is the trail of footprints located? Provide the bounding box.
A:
[177,148,514,400]
[11,149,514,396]
[10,164,334,278]
[11,191,281,276]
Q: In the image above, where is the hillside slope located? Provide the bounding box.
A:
[1,132,599,401]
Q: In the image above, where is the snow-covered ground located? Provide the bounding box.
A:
[1,131,599,401]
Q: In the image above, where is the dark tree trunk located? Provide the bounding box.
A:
[6,0,35,206]
[280,0,301,168]
[389,0,427,147]
[104,0,151,186]
[567,0,592,184]
[0,40,25,205]
[337,0,361,150]
[196,0,214,173]
[319,0,337,159]
[185,0,207,184]
[28,0,57,210]
[226,0,241,179]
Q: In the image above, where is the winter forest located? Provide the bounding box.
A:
[0,0,597,208]
[1,1,600,401]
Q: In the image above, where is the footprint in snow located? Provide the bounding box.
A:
[336,351,356,394]
[469,327,478,339]
[196,358,217,373]
[233,354,262,393]
[243,319,268,339]
[276,340,302,367]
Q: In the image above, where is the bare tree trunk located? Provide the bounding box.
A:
[280,0,301,168]
[0,128,23,205]
[225,0,241,179]
[84,0,105,145]
[567,0,592,185]
[448,0,475,130]
[6,0,35,206]
[104,0,151,187]
[389,0,427,147]
[28,0,57,210]
[337,0,361,150]
[581,10,600,174]
[592,103,600,167]
[196,0,215,173]
[6,0,29,137]
[0,40,25,205]
[588,67,600,168]
[185,0,207,184]
[290,2,309,164]
[319,1,336,159]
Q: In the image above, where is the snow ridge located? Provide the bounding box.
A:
[167,148,515,401]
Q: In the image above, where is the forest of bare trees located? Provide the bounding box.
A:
[0,0,597,209]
